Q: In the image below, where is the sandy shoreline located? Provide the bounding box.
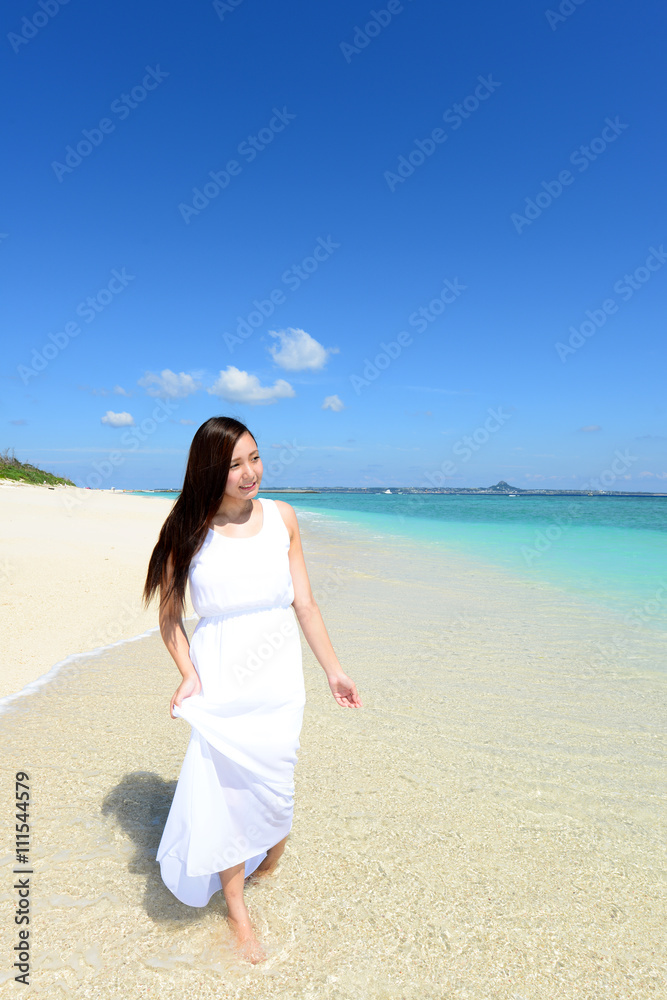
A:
[0,485,665,996]
[0,482,192,701]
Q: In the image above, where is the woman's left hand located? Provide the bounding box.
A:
[327,671,362,708]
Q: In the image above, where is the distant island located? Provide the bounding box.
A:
[132,480,667,498]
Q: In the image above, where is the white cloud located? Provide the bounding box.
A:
[114,385,130,396]
[268,328,338,371]
[138,369,201,399]
[207,366,295,406]
[180,419,195,425]
[101,410,134,427]
[322,394,344,412]
[579,425,601,432]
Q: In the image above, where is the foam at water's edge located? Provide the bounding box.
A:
[0,615,200,715]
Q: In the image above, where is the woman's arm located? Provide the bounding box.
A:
[277,501,362,709]
[159,552,201,717]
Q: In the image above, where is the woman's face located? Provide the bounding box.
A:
[225,432,263,499]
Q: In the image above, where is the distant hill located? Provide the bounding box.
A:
[480,480,522,492]
[0,448,75,487]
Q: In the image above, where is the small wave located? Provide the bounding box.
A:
[0,615,199,716]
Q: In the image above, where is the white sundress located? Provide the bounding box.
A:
[157,497,306,907]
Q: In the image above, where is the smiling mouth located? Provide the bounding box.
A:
[240,482,256,490]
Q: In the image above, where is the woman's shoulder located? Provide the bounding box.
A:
[268,497,295,519]
[267,498,297,535]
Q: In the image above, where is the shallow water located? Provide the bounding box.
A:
[0,516,664,998]
[137,491,667,633]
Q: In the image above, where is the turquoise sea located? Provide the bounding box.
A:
[135,491,667,633]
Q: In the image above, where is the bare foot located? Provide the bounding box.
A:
[247,862,278,882]
[227,916,267,964]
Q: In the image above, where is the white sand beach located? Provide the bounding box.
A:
[0,482,192,701]
[0,485,665,997]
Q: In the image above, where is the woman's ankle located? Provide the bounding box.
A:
[226,902,251,928]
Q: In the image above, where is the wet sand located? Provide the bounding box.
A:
[0,510,665,998]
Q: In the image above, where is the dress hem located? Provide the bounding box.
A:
[158,847,270,908]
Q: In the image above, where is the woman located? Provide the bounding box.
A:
[143,415,361,963]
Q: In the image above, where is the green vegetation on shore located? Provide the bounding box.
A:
[0,448,75,487]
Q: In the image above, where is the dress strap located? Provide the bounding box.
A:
[260,496,276,531]
[261,497,289,545]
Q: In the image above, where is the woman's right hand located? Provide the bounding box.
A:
[170,671,201,719]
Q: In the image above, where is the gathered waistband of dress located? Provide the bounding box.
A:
[197,604,294,622]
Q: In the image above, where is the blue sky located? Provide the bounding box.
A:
[2,0,666,489]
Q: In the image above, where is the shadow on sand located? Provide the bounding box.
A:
[101,770,227,923]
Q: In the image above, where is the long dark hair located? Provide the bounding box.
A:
[143,415,256,615]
